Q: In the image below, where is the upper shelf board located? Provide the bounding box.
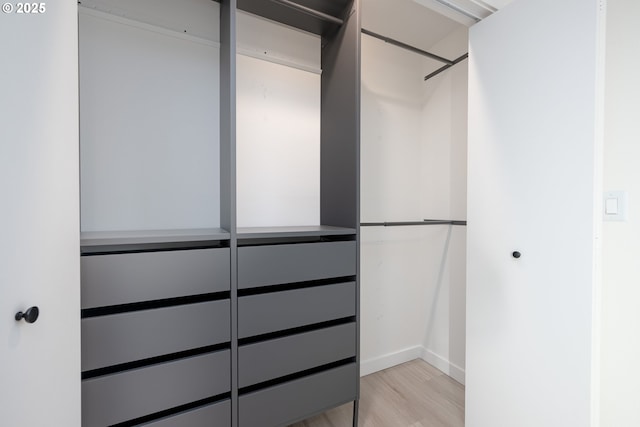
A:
[81,228,231,253]
[237,0,352,36]
[237,225,356,239]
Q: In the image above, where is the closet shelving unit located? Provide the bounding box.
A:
[79,0,360,426]
[232,0,361,425]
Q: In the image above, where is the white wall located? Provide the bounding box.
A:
[360,28,468,383]
[419,34,468,381]
[0,2,81,424]
[79,3,221,232]
[236,21,321,228]
[79,0,323,231]
[601,1,640,425]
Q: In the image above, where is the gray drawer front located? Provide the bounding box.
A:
[237,241,356,289]
[238,282,356,338]
[82,350,230,427]
[81,248,230,308]
[239,363,357,427]
[239,323,356,388]
[82,300,230,371]
[140,400,231,427]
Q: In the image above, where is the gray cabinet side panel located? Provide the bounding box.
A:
[237,241,355,288]
[82,300,230,371]
[238,363,357,427]
[238,322,356,387]
[320,0,360,229]
[238,282,356,338]
[219,0,236,233]
[219,2,238,426]
[140,400,231,427]
[81,248,230,308]
[82,350,230,427]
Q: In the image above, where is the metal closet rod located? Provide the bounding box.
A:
[269,0,344,25]
[361,28,453,65]
[361,219,467,227]
[360,28,469,82]
[424,53,468,81]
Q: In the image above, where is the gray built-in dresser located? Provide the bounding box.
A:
[79,0,360,426]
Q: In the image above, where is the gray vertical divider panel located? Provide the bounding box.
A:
[238,363,358,427]
[219,1,237,426]
[320,0,361,420]
[220,1,236,231]
[140,400,231,427]
[238,282,356,338]
[320,0,360,230]
[82,300,230,371]
[81,248,230,308]
[82,350,230,427]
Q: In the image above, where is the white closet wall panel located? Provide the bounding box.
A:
[78,0,221,42]
[79,11,220,231]
[360,30,467,382]
[448,61,469,221]
[236,55,321,227]
[236,11,321,73]
[361,226,451,358]
[601,1,640,425]
[360,35,430,222]
[419,62,468,382]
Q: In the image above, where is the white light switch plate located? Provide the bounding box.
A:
[603,191,627,221]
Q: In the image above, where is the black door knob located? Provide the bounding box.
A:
[15,306,39,324]
[512,251,521,259]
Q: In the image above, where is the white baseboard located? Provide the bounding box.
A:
[420,348,466,385]
[360,346,423,377]
[360,346,466,385]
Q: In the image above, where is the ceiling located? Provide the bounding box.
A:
[361,0,514,60]
[412,0,515,23]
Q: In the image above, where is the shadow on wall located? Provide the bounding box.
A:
[423,224,453,347]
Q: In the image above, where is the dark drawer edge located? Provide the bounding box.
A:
[111,394,231,427]
[82,292,230,318]
[82,343,231,380]
[239,363,358,427]
[237,277,356,297]
[238,316,355,346]
[238,357,355,395]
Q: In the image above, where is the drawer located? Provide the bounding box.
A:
[82,350,230,427]
[139,400,230,427]
[237,241,356,289]
[81,248,230,308]
[238,282,356,338]
[239,323,356,388]
[239,363,357,427]
[82,300,230,371]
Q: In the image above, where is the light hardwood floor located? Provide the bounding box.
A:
[290,359,465,427]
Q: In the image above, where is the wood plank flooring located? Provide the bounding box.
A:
[290,359,465,427]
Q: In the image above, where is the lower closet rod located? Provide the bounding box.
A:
[360,220,467,227]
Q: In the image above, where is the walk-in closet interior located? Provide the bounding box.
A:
[77,0,476,425]
[359,0,470,387]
